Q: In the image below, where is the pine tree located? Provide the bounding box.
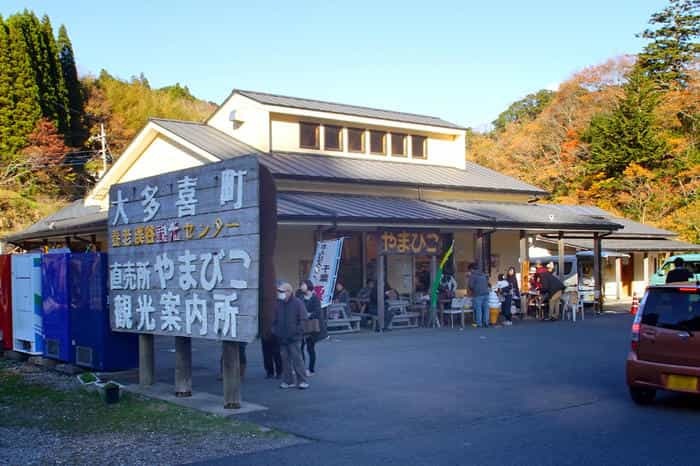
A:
[6,11,69,135]
[57,24,83,145]
[41,14,70,134]
[584,69,668,178]
[0,16,41,157]
[637,0,700,89]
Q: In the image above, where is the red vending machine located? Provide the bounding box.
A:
[0,255,12,350]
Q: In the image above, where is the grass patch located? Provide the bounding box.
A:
[0,370,271,437]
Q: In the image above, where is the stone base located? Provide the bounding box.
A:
[1,350,29,361]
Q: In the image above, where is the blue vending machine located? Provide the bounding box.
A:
[41,253,72,362]
[70,253,138,371]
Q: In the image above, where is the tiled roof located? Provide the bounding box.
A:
[542,204,675,238]
[150,119,547,195]
[541,238,700,252]
[235,89,466,130]
[431,200,622,230]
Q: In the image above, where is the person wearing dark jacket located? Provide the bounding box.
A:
[506,266,521,313]
[298,279,326,376]
[666,257,692,283]
[272,282,309,389]
[538,269,566,320]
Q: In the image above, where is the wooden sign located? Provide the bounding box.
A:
[108,155,260,343]
[376,230,441,256]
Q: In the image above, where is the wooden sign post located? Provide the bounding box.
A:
[108,155,260,408]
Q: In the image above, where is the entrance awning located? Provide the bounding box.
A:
[5,192,623,247]
[278,193,622,232]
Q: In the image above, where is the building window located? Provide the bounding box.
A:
[348,128,365,153]
[300,122,320,149]
[369,131,386,155]
[391,133,407,156]
[412,135,427,159]
[324,125,342,151]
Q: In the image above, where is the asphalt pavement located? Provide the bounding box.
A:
[134,311,699,466]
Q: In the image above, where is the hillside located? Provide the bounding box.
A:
[469,58,699,243]
[469,0,699,243]
[0,10,215,238]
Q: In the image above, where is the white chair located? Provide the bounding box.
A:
[561,291,585,322]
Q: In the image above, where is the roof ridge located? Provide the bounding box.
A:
[235,89,458,124]
[271,150,466,171]
[149,117,206,125]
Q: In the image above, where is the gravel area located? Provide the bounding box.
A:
[0,427,305,465]
[0,359,306,465]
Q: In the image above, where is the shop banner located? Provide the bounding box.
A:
[107,155,260,343]
[376,230,441,255]
[309,238,344,308]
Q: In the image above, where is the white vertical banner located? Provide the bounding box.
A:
[309,238,344,308]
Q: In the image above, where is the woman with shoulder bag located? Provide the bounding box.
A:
[298,279,326,376]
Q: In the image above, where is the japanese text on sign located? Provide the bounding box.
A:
[377,231,441,255]
[107,156,260,343]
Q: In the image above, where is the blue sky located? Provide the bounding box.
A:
[3,1,666,129]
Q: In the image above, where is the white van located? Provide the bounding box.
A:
[532,252,595,304]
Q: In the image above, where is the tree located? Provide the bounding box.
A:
[637,0,700,89]
[0,16,41,157]
[21,118,75,195]
[492,89,555,132]
[6,11,70,134]
[57,24,85,146]
[584,69,668,177]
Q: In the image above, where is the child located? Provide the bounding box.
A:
[496,273,513,326]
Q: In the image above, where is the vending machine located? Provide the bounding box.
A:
[70,253,138,371]
[41,253,73,362]
[11,254,43,354]
[0,255,12,351]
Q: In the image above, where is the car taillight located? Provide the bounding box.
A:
[630,299,644,354]
[678,287,700,293]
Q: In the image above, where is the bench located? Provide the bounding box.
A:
[389,311,420,329]
[326,316,361,334]
[325,303,361,334]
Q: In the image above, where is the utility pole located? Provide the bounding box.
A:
[98,123,107,178]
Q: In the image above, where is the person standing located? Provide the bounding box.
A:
[666,257,692,283]
[496,273,513,326]
[299,279,326,376]
[261,330,282,380]
[538,268,566,320]
[467,263,490,328]
[506,266,521,314]
[272,282,309,389]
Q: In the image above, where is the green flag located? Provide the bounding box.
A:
[430,240,455,309]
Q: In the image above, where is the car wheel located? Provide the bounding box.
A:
[629,387,656,405]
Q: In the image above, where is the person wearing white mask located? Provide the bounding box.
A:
[272,281,309,389]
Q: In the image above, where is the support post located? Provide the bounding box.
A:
[557,232,565,282]
[475,230,484,270]
[138,334,155,387]
[222,341,241,409]
[519,231,529,313]
[593,233,603,313]
[643,253,650,285]
[614,257,622,300]
[361,232,368,287]
[174,336,192,397]
[377,254,385,332]
[430,254,438,326]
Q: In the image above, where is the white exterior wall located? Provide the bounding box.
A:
[631,252,647,296]
[120,136,204,183]
[453,231,475,289]
[275,227,316,286]
[427,134,465,168]
[491,231,521,279]
[208,94,271,152]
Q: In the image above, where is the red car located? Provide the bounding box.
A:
[626,282,700,404]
